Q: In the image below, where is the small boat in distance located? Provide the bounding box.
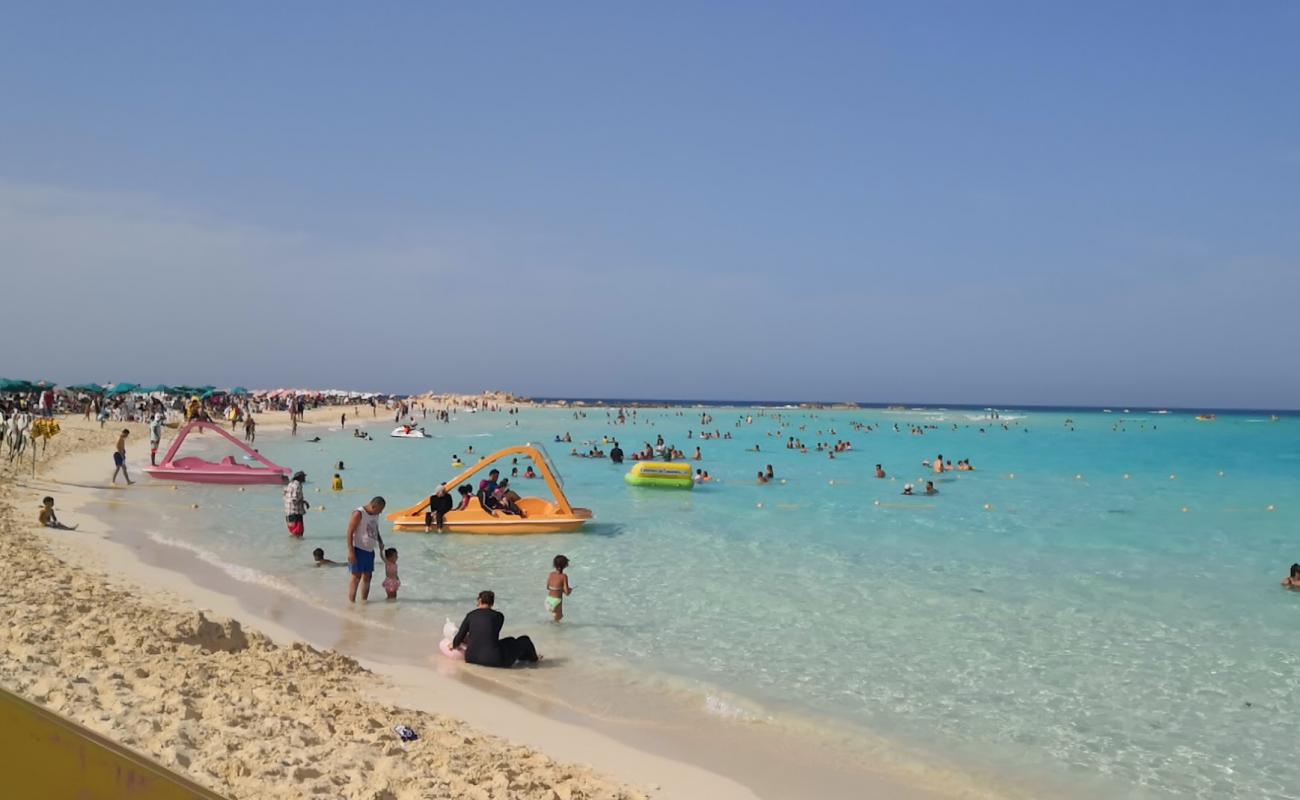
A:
[144,420,290,485]
[387,443,593,533]
[1195,414,1217,422]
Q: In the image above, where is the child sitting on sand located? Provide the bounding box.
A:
[382,548,400,599]
[38,497,77,530]
[546,555,573,622]
[313,548,341,567]
[332,473,343,491]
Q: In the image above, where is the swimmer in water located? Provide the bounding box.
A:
[901,483,914,496]
[313,548,341,567]
[924,480,938,495]
[875,464,886,478]
[757,471,769,484]
[1283,563,1300,589]
[934,454,945,474]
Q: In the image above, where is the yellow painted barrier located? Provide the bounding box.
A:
[0,687,226,799]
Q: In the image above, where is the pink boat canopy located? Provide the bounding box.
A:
[144,421,290,485]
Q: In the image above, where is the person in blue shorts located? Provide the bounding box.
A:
[346,496,387,603]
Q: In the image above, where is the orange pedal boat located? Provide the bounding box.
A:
[387,443,593,534]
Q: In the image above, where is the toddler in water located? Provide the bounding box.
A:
[332,473,343,491]
[546,555,573,622]
[382,547,400,599]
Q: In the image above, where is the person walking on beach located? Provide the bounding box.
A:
[284,471,309,536]
[346,496,386,603]
[546,555,573,622]
[452,590,541,667]
[244,413,256,443]
[112,429,134,485]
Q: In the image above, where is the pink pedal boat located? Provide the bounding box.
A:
[144,421,290,485]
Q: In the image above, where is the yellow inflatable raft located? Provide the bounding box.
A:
[625,461,694,489]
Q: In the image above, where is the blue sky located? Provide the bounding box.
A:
[2,3,1297,407]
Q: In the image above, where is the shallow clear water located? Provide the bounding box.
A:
[154,407,1300,798]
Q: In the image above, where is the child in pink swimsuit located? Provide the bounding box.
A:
[382,548,400,599]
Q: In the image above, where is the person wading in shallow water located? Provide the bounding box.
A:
[346,496,386,603]
[284,471,308,536]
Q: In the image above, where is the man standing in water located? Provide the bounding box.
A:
[347,496,386,602]
[284,471,308,536]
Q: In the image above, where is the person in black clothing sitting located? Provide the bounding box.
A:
[452,590,541,667]
[425,483,454,530]
[477,469,503,511]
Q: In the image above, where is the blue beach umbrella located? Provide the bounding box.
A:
[107,382,140,395]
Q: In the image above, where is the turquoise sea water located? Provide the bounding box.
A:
[144,407,1299,798]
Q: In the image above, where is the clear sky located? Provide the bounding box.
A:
[2,3,1297,407]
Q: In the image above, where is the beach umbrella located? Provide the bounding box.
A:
[65,383,105,394]
[229,386,249,395]
[0,378,38,393]
[107,382,140,395]
[201,388,222,399]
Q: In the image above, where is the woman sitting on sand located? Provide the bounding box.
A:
[452,591,541,668]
